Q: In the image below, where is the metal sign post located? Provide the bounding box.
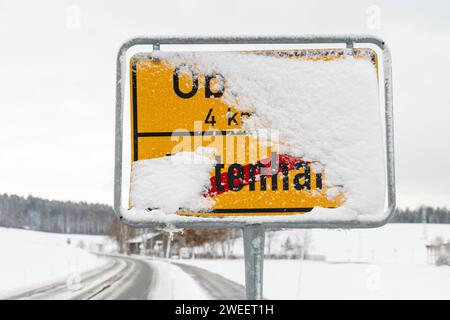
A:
[114,36,395,300]
[243,225,265,300]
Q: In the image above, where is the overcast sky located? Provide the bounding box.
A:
[0,0,449,208]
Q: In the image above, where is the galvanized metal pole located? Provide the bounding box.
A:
[243,224,265,300]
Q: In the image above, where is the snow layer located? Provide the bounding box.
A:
[129,151,215,213]
[185,259,450,300]
[177,224,450,299]
[155,50,386,217]
[0,227,109,295]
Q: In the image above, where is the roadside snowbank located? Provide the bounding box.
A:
[147,259,209,299]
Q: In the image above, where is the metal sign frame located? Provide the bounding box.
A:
[115,35,395,229]
[114,36,395,299]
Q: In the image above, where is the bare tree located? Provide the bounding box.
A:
[107,218,126,253]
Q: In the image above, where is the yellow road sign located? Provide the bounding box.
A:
[129,49,377,216]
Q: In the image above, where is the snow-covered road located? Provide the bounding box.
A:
[2,254,247,300]
[0,227,246,300]
[4,254,153,300]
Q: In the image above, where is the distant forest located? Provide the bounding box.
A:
[391,206,450,224]
[0,193,449,235]
[0,194,115,235]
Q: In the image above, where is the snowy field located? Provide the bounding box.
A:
[0,227,111,295]
[179,223,450,299]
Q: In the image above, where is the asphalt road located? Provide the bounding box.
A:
[88,255,154,300]
[4,255,244,300]
[5,254,154,300]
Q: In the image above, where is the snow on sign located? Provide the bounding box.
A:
[115,37,395,228]
[129,50,355,216]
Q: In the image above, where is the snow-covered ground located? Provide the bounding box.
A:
[178,223,450,299]
[2,224,449,299]
[180,258,450,299]
[0,227,112,295]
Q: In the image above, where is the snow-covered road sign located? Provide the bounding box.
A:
[114,36,395,229]
[129,50,377,217]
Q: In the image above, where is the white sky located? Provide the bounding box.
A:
[0,0,449,208]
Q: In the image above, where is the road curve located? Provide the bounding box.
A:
[4,255,245,300]
[4,254,154,300]
[85,254,154,300]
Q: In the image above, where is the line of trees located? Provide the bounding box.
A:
[0,193,115,235]
[391,206,450,224]
[1,192,450,237]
